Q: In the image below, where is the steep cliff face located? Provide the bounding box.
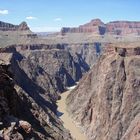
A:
[66,47,140,140]
[0,21,30,31]
[0,43,94,139]
[11,44,90,92]
[61,19,140,36]
[0,21,38,48]
[0,52,73,139]
[0,63,41,139]
[61,19,106,35]
[107,21,140,35]
[66,42,103,67]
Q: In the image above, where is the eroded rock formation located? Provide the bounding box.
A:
[0,63,41,139]
[0,42,96,139]
[107,21,140,35]
[0,49,74,139]
[2,44,90,91]
[66,47,140,140]
[61,19,140,36]
[0,21,30,31]
[61,19,106,35]
[1,19,140,140]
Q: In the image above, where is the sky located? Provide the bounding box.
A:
[0,0,140,32]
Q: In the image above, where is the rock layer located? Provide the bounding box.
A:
[107,21,140,35]
[0,42,96,139]
[2,44,90,91]
[66,47,140,140]
[61,19,106,35]
[0,63,41,139]
[0,21,30,31]
[61,19,140,36]
[0,48,74,139]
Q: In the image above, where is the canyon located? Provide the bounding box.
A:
[0,20,140,140]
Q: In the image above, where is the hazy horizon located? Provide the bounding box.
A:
[0,0,140,32]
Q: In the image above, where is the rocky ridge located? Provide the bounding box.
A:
[0,49,74,139]
[0,63,39,139]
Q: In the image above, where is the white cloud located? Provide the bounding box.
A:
[31,26,61,32]
[0,10,9,15]
[54,18,62,21]
[26,16,37,20]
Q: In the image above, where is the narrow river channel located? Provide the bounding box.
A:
[57,85,87,140]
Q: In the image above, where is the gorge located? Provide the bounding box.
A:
[0,19,140,140]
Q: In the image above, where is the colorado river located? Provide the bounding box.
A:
[57,85,87,140]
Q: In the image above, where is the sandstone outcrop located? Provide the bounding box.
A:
[61,19,140,36]
[61,19,106,35]
[66,47,140,140]
[0,21,37,48]
[107,21,140,35]
[1,19,140,140]
[0,21,30,31]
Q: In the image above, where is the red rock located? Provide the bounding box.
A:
[61,19,106,35]
[61,19,140,36]
[66,47,140,140]
[0,21,30,31]
[106,21,140,35]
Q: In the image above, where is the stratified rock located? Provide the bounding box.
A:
[0,54,73,140]
[1,44,90,93]
[61,19,140,36]
[0,21,30,31]
[61,19,106,35]
[106,21,140,35]
[66,47,140,140]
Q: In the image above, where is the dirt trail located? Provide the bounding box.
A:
[57,85,87,140]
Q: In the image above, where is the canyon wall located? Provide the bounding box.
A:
[1,20,140,140]
[61,19,140,36]
[66,47,140,140]
[0,21,38,48]
[0,42,98,139]
[61,19,106,35]
[107,21,140,35]
[0,50,74,139]
[0,21,30,31]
